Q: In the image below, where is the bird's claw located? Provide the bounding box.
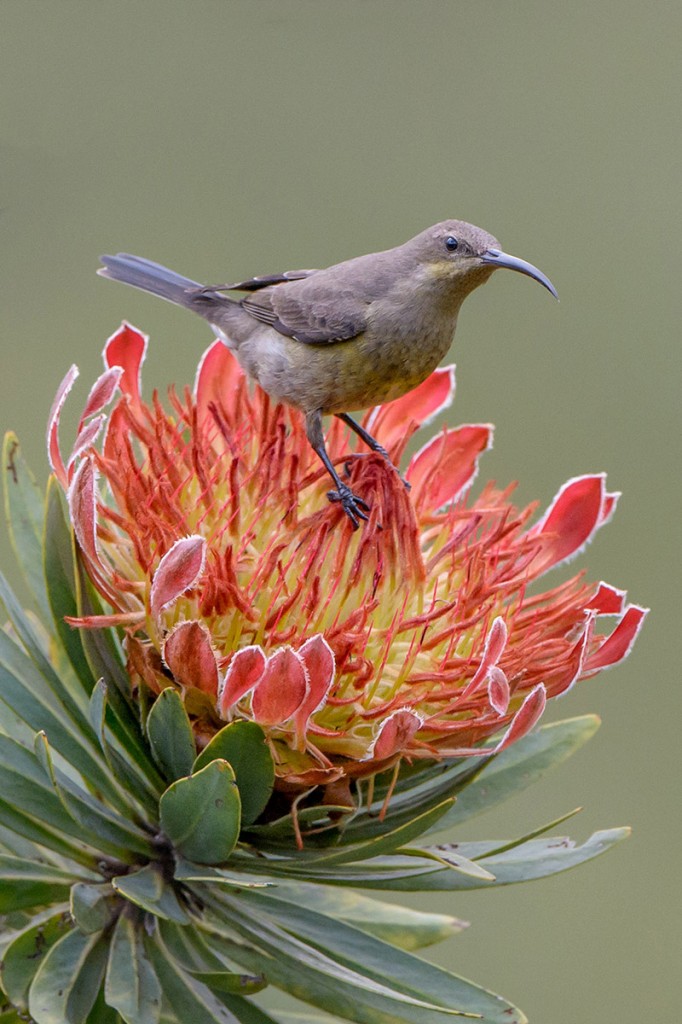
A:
[327,483,370,529]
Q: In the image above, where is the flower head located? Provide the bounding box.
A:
[49,323,646,799]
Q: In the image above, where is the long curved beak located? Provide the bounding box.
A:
[481,248,558,299]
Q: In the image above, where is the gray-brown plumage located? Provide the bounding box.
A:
[99,221,557,526]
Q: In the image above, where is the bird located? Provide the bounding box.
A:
[99,221,557,527]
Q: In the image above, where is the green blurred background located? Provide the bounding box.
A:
[1,2,678,1021]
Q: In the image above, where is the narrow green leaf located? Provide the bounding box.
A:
[0,794,98,868]
[250,799,454,871]
[0,734,93,842]
[105,914,162,1024]
[70,882,117,934]
[0,908,71,1009]
[145,931,239,1024]
[0,616,118,801]
[159,760,241,865]
[28,929,108,1024]
[34,732,154,860]
[426,827,632,889]
[288,827,630,892]
[157,920,266,996]
[111,864,190,924]
[172,857,273,890]
[2,433,50,620]
[0,569,90,732]
[436,715,601,829]
[146,688,196,782]
[89,681,162,817]
[43,479,94,695]
[398,846,496,881]
[206,897,495,1023]
[270,881,466,950]
[0,855,76,912]
[193,722,274,826]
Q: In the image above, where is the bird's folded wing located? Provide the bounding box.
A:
[241,281,368,345]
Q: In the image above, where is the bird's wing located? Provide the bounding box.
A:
[241,280,368,345]
[204,269,318,293]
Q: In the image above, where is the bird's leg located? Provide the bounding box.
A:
[336,413,411,490]
[305,410,370,529]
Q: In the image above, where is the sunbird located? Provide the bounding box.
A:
[100,221,557,526]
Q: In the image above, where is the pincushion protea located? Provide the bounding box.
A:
[0,321,645,1024]
[51,323,644,803]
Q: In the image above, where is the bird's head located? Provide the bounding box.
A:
[408,220,558,302]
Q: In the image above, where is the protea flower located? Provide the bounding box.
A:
[0,321,645,1024]
[50,323,644,807]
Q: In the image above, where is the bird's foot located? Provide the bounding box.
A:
[327,483,370,529]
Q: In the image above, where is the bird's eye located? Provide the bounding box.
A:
[445,236,459,252]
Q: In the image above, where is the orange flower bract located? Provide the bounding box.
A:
[50,323,646,795]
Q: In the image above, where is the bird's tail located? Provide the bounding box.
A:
[98,253,222,312]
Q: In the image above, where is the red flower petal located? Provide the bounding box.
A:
[103,322,148,407]
[531,474,617,575]
[583,605,648,674]
[368,708,423,761]
[79,366,123,428]
[365,366,456,451]
[218,646,266,716]
[68,456,100,566]
[488,666,510,715]
[293,635,335,742]
[457,616,508,704]
[194,341,244,435]
[544,613,595,697]
[588,582,627,615]
[495,684,547,752]
[251,648,308,726]
[150,535,206,618]
[163,621,219,695]
[68,414,105,471]
[407,424,493,511]
[47,364,79,487]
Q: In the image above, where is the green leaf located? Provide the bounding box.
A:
[288,827,630,892]
[0,791,98,868]
[34,732,154,860]
[146,688,196,782]
[0,734,94,844]
[145,931,239,1024]
[111,863,190,924]
[89,681,162,817]
[28,928,108,1024]
[206,895,505,1023]
[70,882,117,934]
[105,914,162,1024]
[422,827,632,889]
[157,921,266,996]
[248,799,454,871]
[159,760,241,865]
[193,722,274,826]
[0,606,117,801]
[2,433,50,620]
[0,855,76,912]
[0,908,72,1010]
[43,479,93,696]
[436,715,601,830]
[0,569,91,736]
[268,882,466,950]
[172,857,273,890]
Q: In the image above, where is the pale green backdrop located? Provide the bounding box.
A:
[1,3,678,1022]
